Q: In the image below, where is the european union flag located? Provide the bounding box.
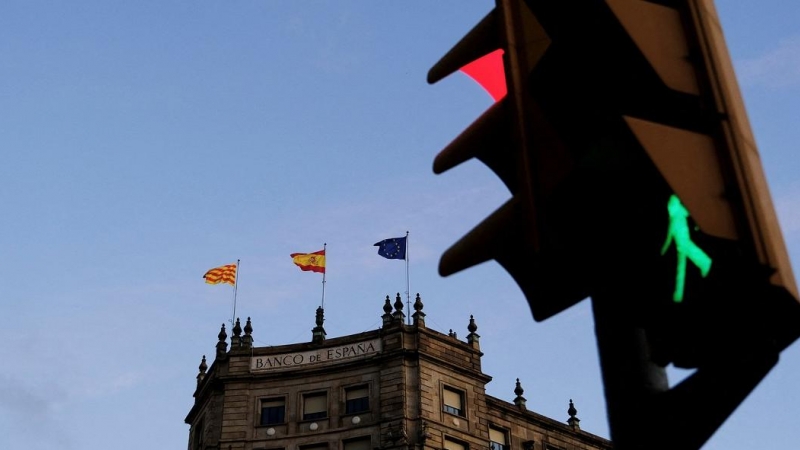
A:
[374,237,407,260]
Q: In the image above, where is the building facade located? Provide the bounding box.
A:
[185,294,612,450]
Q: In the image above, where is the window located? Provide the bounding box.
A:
[489,427,509,450]
[260,398,286,425]
[443,386,465,417]
[303,391,328,420]
[343,437,372,450]
[444,437,466,450]
[345,385,370,414]
[300,444,328,450]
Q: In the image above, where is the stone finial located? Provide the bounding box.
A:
[467,314,480,349]
[392,292,405,322]
[218,323,227,341]
[382,295,393,326]
[412,293,426,328]
[394,292,404,311]
[312,306,326,343]
[216,324,228,358]
[568,399,577,417]
[196,355,207,386]
[467,315,478,333]
[315,307,324,327]
[513,378,527,410]
[413,293,424,312]
[567,399,581,430]
[231,317,242,348]
[242,317,253,349]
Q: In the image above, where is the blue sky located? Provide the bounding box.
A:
[1,1,799,449]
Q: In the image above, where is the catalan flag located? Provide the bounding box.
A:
[203,263,237,285]
[291,249,326,273]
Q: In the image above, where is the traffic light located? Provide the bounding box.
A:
[429,1,593,322]
[428,0,800,369]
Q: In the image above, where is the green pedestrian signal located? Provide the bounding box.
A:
[661,195,712,303]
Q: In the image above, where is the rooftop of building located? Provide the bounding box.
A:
[188,292,611,448]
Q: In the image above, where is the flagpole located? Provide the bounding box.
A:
[231,259,240,326]
[405,231,411,325]
[321,243,327,309]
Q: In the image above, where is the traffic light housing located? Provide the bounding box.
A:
[429,0,800,369]
[429,2,593,322]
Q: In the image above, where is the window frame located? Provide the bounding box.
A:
[342,436,372,450]
[489,426,510,450]
[444,436,468,450]
[259,396,287,426]
[302,391,329,421]
[344,384,370,415]
[300,444,328,450]
[442,385,466,417]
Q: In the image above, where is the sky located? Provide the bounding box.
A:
[1,1,799,449]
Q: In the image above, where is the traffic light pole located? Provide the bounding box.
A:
[592,292,778,450]
[592,292,668,449]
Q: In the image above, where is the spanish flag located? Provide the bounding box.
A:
[291,249,326,273]
[203,263,237,285]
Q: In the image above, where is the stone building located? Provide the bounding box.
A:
[185,294,612,450]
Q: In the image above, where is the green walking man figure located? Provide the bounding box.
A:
[661,195,713,303]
